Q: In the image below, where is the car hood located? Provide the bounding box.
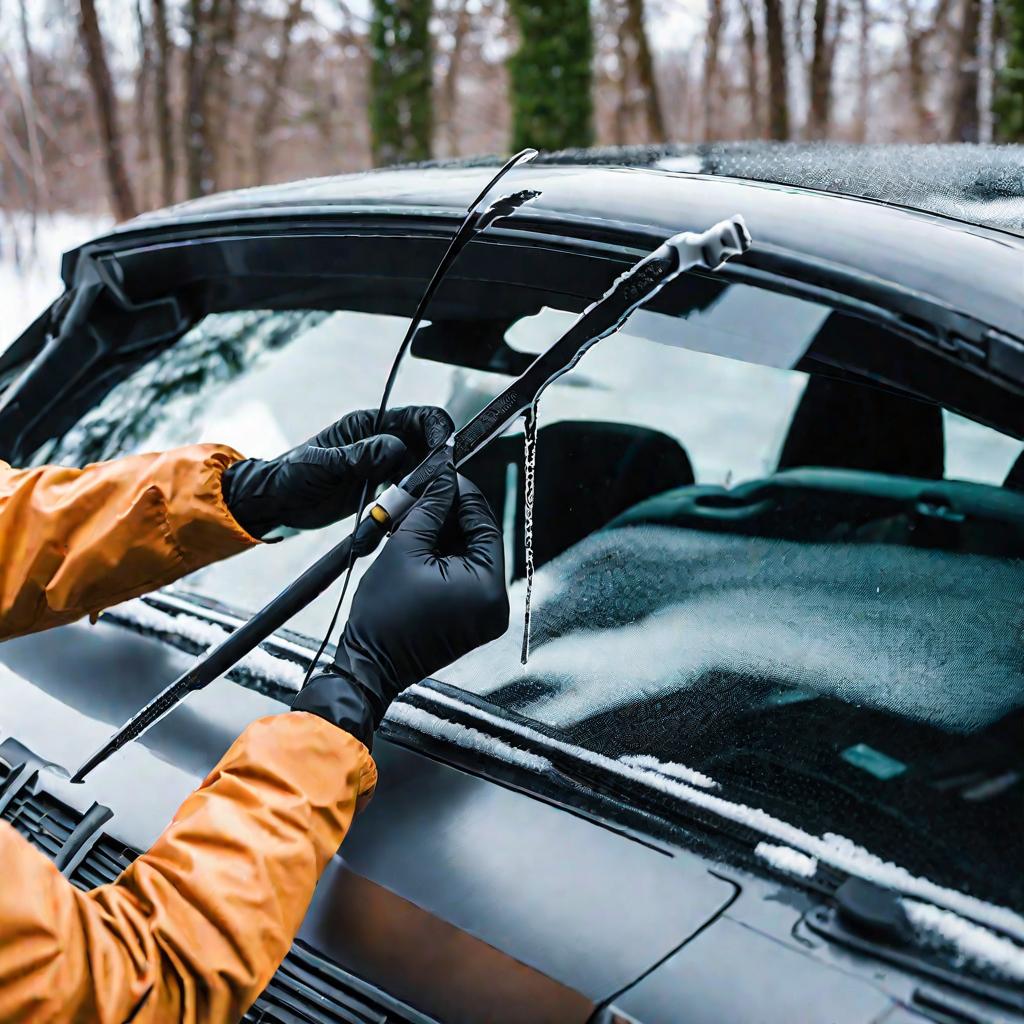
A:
[0,614,739,1021]
[2,615,1015,1024]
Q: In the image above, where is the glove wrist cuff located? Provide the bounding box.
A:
[291,665,377,747]
[331,639,400,729]
[222,458,277,539]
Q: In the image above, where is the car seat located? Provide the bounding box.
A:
[461,420,693,578]
[777,375,944,479]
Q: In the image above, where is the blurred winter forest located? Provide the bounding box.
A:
[1,0,1023,229]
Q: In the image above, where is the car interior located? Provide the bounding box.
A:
[453,355,1024,916]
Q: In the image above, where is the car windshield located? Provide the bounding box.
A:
[34,282,1024,915]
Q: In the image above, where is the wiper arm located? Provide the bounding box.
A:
[72,214,751,783]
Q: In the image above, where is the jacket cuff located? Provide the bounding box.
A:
[155,444,262,567]
[291,669,377,749]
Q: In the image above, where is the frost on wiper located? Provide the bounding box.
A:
[35,310,327,467]
[520,401,539,664]
[104,598,307,692]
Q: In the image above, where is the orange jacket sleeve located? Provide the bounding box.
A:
[0,712,377,1024]
[0,444,258,640]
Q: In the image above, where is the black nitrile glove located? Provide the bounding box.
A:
[222,406,453,539]
[292,468,509,743]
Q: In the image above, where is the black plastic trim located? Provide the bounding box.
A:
[55,801,115,876]
[806,905,1024,1014]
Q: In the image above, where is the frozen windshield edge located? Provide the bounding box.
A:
[39,291,1024,926]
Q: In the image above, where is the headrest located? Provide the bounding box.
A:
[778,376,943,480]
[463,420,694,576]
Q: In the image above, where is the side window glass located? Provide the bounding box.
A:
[943,409,1024,486]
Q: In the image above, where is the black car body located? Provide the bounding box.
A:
[1,148,1023,1023]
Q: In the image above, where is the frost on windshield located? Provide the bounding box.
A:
[36,310,328,467]
[440,524,1024,734]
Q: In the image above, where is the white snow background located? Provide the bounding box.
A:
[1,213,111,348]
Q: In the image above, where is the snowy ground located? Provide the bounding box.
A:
[0,212,111,351]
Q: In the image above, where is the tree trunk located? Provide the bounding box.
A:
[17,0,47,230]
[703,0,724,140]
[607,0,630,143]
[977,0,994,142]
[183,0,237,196]
[807,0,830,137]
[134,0,152,210]
[441,0,471,156]
[854,0,870,142]
[205,0,240,188]
[763,0,790,139]
[152,0,176,205]
[624,0,667,143]
[951,0,983,140]
[183,0,208,197]
[739,0,763,136]
[906,22,932,136]
[903,0,955,141]
[252,0,303,183]
[77,0,137,220]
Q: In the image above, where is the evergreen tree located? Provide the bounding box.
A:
[370,0,434,165]
[508,0,594,152]
[995,0,1024,141]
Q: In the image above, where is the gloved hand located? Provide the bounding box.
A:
[222,406,453,539]
[292,467,509,744]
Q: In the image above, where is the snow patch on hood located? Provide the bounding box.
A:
[902,900,1024,984]
[386,702,552,774]
[404,685,1024,943]
[101,601,1024,945]
[755,842,818,878]
[618,753,717,789]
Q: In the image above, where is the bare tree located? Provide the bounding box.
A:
[704,0,725,140]
[183,0,210,197]
[16,0,47,243]
[206,0,241,187]
[622,0,667,143]
[739,0,764,135]
[183,0,243,197]
[439,0,471,156]
[950,0,982,139]
[902,0,954,141]
[77,0,138,220]
[854,0,871,141]
[252,0,304,184]
[807,0,847,138]
[764,0,790,139]
[134,0,153,210]
[151,0,176,205]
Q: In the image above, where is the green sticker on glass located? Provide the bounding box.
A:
[841,743,907,780]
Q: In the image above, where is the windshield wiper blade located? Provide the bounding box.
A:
[71,214,751,783]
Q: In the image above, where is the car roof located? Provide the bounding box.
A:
[123,142,1024,236]
[88,158,1024,346]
